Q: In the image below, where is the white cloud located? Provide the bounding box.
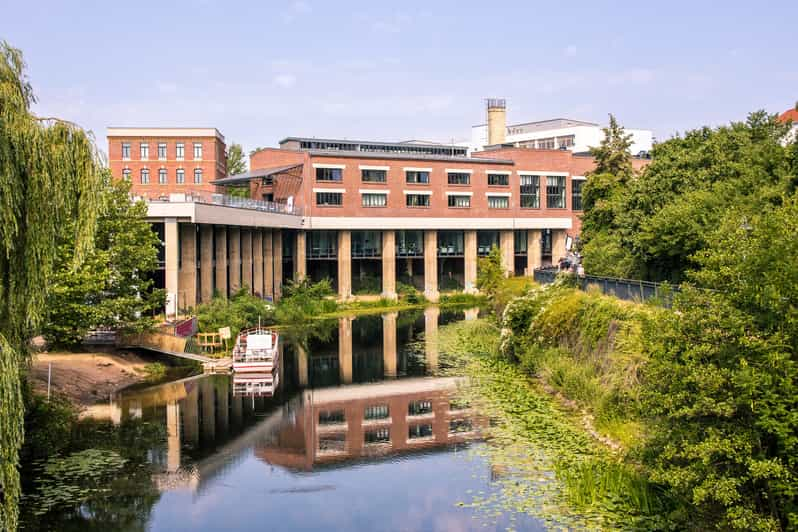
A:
[273,74,297,88]
[564,44,577,57]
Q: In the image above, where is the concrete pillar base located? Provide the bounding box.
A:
[423,230,439,303]
[337,230,352,301]
[464,230,477,293]
[381,230,397,300]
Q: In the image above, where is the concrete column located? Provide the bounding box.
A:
[527,229,542,274]
[424,306,440,373]
[229,227,241,293]
[164,218,179,318]
[200,225,214,302]
[552,229,567,264]
[338,317,353,384]
[381,230,397,300]
[464,230,478,293]
[215,226,228,297]
[337,230,352,300]
[500,230,514,277]
[273,229,283,300]
[297,345,309,387]
[253,229,264,296]
[295,230,307,281]
[178,223,197,310]
[424,230,439,302]
[241,228,253,293]
[166,401,181,472]
[382,311,397,377]
[264,230,274,300]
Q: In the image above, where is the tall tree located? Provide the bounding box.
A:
[0,42,102,530]
[225,142,247,175]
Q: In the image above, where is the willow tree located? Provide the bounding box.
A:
[0,42,101,530]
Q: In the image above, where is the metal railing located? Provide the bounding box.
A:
[141,192,303,216]
[533,267,676,306]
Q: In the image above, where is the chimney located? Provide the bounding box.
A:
[486,98,507,145]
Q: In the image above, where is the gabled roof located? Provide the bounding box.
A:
[778,108,798,124]
[211,164,303,185]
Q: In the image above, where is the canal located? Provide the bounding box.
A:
[21,308,546,531]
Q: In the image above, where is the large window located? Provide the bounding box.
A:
[558,135,575,149]
[405,170,429,184]
[408,400,433,416]
[364,404,389,420]
[316,167,343,182]
[520,175,540,208]
[193,142,203,160]
[537,137,555,150]
[365,428,390,444]
[406,194,430,207]
[158,168,167,184]
[316,191,343,206]
[447,194,470,208]
[546,176,566,209]
[438,231,464,256]
[352,231,381,257]
[176,168,185,184]
[140,143,149,160]
[158,142,167,160]
[140,168,150,184]
[309,231,337,258]
[121,142,130,160]
[396,230,423,256]
[488,196,509,209]
[447,172,470,185]
[362,192,387,207]
[572,179,584,211]
[194,169,203,184]
[122,168,131,181]
[176,142,184,160]
[361,169,386,182]
[514,230,528,254]
[487,173,509,186]
[408,424,434,440]
[319,409,345,425]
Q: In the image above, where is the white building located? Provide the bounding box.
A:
[468,116,654,156]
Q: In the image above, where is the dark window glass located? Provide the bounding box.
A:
[158,168,167,184]
[365,428,390,444]
[408,400,433,416]
[194,169,203,184]
[405,194,430,207]
[364,404,389,420]
[572,180,583,211]
[319,410,345,425]
[408,423,433,439]
[447,172,470,185]
[405,170,429,184]
[140,168,150,184]
[487,173,509,186]
[520,175,539,208]
[361,169,386,182]
[176,143,185,159]
[546,176,566,209]
[158,143,167,159]
[362,193,387,207]
[447,195,470,208]
[140,143,149,159]
[121,143,131,159]
[316,192,343,206]
[316,167,343,181]
[176,169,185,184]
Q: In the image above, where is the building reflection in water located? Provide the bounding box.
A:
[100,307,482,492]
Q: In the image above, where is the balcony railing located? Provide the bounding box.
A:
[140,192,303,216]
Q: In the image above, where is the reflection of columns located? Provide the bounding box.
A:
[424,230,439,302]
[552,229,567,264]
[424,307,440,372]
[201,378,216,442]
[253,229,264,296]
[527,229,542,274]
[200,225,214,302]
[464,230,477,293]
[297,345,308,387]
[178,223,197,309]
[217,377,229,436]
[337,230,352,300]
[264,230,274,299]
[381,230,397,300]
[128,399,142,419]
[500,230,514,277]
[164,218,179,317]
[229,227,241,293]
[231,395,243,427]
[338,317,353,384]
[166,400,181,472]
[382,312,397,377]
[182,385,199,446]
[464,307,480,320]
[273,229,283,300]
[295,231,307,281]
[241,228,253,293]
[215,226,228,297]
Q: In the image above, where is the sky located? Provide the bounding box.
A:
[3,0,797,159]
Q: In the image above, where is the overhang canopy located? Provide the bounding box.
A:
[211,164,303,185]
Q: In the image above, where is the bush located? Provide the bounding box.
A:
[195,287,275,339]
[353,274,381,295]
[274,278,337,323]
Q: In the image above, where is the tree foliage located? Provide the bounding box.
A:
[43,172,165,346]
[0,41,101,530]
[225,142,246,175]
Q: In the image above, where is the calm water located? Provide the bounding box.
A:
[22,308,545,531]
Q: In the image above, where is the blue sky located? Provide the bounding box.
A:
[3,0,796,157]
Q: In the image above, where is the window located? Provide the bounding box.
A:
[193,169,203,184]
[140,143,149,160]
[309,231,337,258]
[405,170,429,184]
[409,400,433,416]
[122,168,131,181]
[365,428,390,444]
[316,167,342,182]
[447,195,470,208]
[364,404,389,420]
[405,194,430,207]
[520,175,540,208]
[438,231,464,256]
[449,419,473,434]
[319,410,345,425]
[557,135,575,149]
[362,193,387,207]
[396,230,424,256]
[140,168,150,184]
[176,142,184,160]
[546,176,566,209]
[572,180,584,211]
[447,172,470,185]
[121,142,131,160]
[361,169,386,182]
[193,142,202,160]
[408,424,434,440]
[158,168,167,184]
[488,196,509,209]
[176,169,185,184]
[157,142,167,160]
[537,137,555,150]
[487,173,509,186]
[319,434,346,453]
[514,230,528,254]
[316,192,343,206]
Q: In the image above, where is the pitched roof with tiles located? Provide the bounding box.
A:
[778,108,798,124]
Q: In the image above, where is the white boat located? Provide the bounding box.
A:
[232,327,279,374]
[233,371,279,397]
